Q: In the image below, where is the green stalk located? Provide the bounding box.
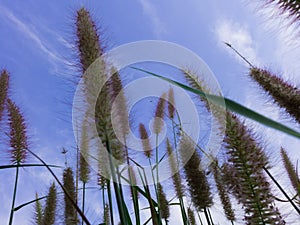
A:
[128,166,140,225]
[105,136,127,225]
[106,180,114,225]
[8,164,19,225]
[148,157,160,222]
[81,182,86,225]
[155,133,162,221]
[179,198,189,225]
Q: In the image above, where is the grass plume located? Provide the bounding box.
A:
[0,69,9,121]
[63,167,78,225]
[42,183,57,225]
[250,68,300,124]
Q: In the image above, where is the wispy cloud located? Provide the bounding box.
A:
[137,0,167,38]
[0,6,66,68]
[214,19,259,66]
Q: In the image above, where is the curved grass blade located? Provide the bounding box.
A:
[131,67,300,140]
[25,148,91,225]
[0,164,61,170]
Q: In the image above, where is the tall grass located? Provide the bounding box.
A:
[1,4,300,225]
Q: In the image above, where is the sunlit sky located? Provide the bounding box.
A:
[0,0,300,224]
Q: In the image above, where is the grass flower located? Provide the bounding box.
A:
[0,70,9,122]
[158,183,170,221]
[178,134,213,211]
[139,123,153,158]
[42,183,57,225]
[63,167,78,225]
[250,68,300,124]
[7,98,28,164]
[225,113,285,224]
[153,93,167,134]
[280,147,300,196]
[76,8,102,73]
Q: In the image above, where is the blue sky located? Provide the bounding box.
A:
[0,0,300,224]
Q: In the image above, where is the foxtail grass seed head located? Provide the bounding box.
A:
[139,123,153,158]
[0,70,9,121]
[166,139,184,198]
[168,88,175,119]
[225,113,285,224]
[109,69,130,138]
[179,135,212,210]
[267,0,300,23]
[280,147,300,194]
[76,7,102,72]
[211,161,235,222]
[42,183,57,225]
[34,193,43,225]
[157,183,170,220]
[97,172,107,189]
[63,167,78,225]
[187,207,196,225]
[183,69,225,126]
[250,68,300,124]
[104,203,110,225]
[7,98,28,164]
[153,92,167,134]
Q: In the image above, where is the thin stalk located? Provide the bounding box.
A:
[148,158,158,199]
[128,168,140,225]
[116,166,128,223]
[224,42,254,68]
[197,212,204,225]
[207,208,214,225]
[8,164,19,225]
[179,198,189,225]
[155,133,162,221]
[263,166,300,214]
[105,136,127,224]
[81,182,86,225]
[144,174,160,225]
[203,208,212,225]
[125,140,140,225]
[107,180,114,225]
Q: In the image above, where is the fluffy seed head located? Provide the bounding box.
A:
[139,123,153,158]
[76,7,102,72]
[187,207,196,225]
[0,70,9,121]
[250,68,300,124]
[7,99,28,164]
[63,167,77,225]
[166,139,184,198]
[168,88,175,119]
[157,183,170,220]
[153,93,167,134]
[42,183,57,225]
[179,135,212,210]
[280,147,300,194]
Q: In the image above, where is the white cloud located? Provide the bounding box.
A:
[0,6,66,67]
[137,0,167,38]
[215,19,259,66]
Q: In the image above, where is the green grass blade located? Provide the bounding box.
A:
[131,67,300,139]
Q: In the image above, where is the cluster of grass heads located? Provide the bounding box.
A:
[1,2,300,225]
